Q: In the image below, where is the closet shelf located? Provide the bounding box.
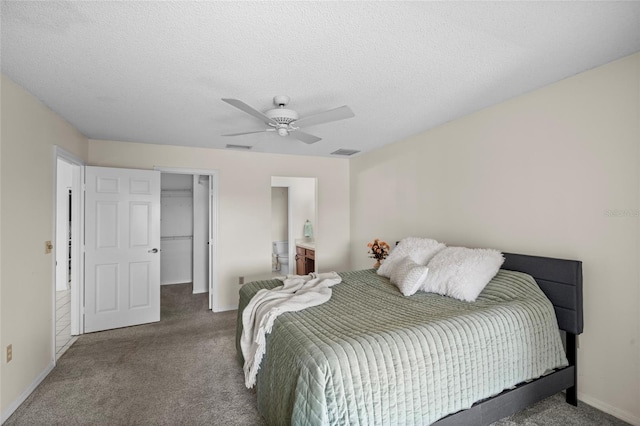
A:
[161,189,193,197]
[161,235,193,241]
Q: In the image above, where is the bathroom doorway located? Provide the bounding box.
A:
[271,187,289,275]
[271,177,317,276]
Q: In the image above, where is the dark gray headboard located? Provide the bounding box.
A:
[502,253,583,335]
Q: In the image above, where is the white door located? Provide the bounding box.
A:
[84,166,161,333]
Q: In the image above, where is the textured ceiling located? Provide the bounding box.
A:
[2,1,639,158]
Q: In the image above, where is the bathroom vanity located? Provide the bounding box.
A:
[295,243,315,275]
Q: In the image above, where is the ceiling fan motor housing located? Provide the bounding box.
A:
[273,95,290,107]
[265,108,299,125]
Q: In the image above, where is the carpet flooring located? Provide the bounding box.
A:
[5,283,629,425]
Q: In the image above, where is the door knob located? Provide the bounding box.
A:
[148,248,159,253]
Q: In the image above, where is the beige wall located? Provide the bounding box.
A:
[350,53,640,423]
[87,140,351,310]
[0,74,88,415]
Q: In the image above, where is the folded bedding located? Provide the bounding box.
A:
[236,268,568,425]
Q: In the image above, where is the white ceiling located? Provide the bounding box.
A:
[2,1,639,158]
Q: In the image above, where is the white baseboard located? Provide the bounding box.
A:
[578,392,640,426]
[1,361,54,424]
[213,304,238,313]
[160,281,191,286]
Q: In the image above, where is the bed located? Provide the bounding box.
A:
[236,252,583,425]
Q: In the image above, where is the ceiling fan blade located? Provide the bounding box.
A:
[222,129,273,136]
[290,130,322,144]
[222,98,277,125]
[293,105,355,128]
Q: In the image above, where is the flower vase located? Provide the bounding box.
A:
[373,260,381,269]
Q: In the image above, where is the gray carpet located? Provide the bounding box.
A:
[5,283,628,425]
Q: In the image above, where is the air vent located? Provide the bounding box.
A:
[225,144,252,150]
[330,149,360,156]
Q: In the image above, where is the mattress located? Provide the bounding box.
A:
[236,269,568,425]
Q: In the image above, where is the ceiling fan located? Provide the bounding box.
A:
[221,95,355,144]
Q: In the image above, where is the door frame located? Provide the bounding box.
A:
[52,147,85,357]
[153,167,219,311]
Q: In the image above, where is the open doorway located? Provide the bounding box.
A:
[53,162,219,346]
[54,148,84,360]
[155,167,219,311]
[271,177,317,276]
[159,173,208,312]
[271,187,289,275]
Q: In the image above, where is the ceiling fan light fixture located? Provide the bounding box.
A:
[221,95,355,146]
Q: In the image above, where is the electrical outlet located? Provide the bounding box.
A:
[6,344,12,363]
[239,276,244,285]
[45,240,53,254]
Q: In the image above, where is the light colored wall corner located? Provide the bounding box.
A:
[0,74,88,416]
[0,362,54,424]
[87,140,351,309]
[350,52,640,422]
[578,391,640,426]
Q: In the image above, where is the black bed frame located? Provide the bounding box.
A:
[433,252,584,425]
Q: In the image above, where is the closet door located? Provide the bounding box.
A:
[84,166,161,332]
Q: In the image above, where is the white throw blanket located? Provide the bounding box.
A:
[241,271,342,388]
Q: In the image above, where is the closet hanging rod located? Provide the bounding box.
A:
[161,189,193,197]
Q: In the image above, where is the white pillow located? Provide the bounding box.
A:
[377,237,445,278]
[390,256,430,297]
[420,247,504,302]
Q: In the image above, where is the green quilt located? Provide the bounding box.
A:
[236,269,568,425]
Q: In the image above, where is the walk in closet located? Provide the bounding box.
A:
[160,173,209,293]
